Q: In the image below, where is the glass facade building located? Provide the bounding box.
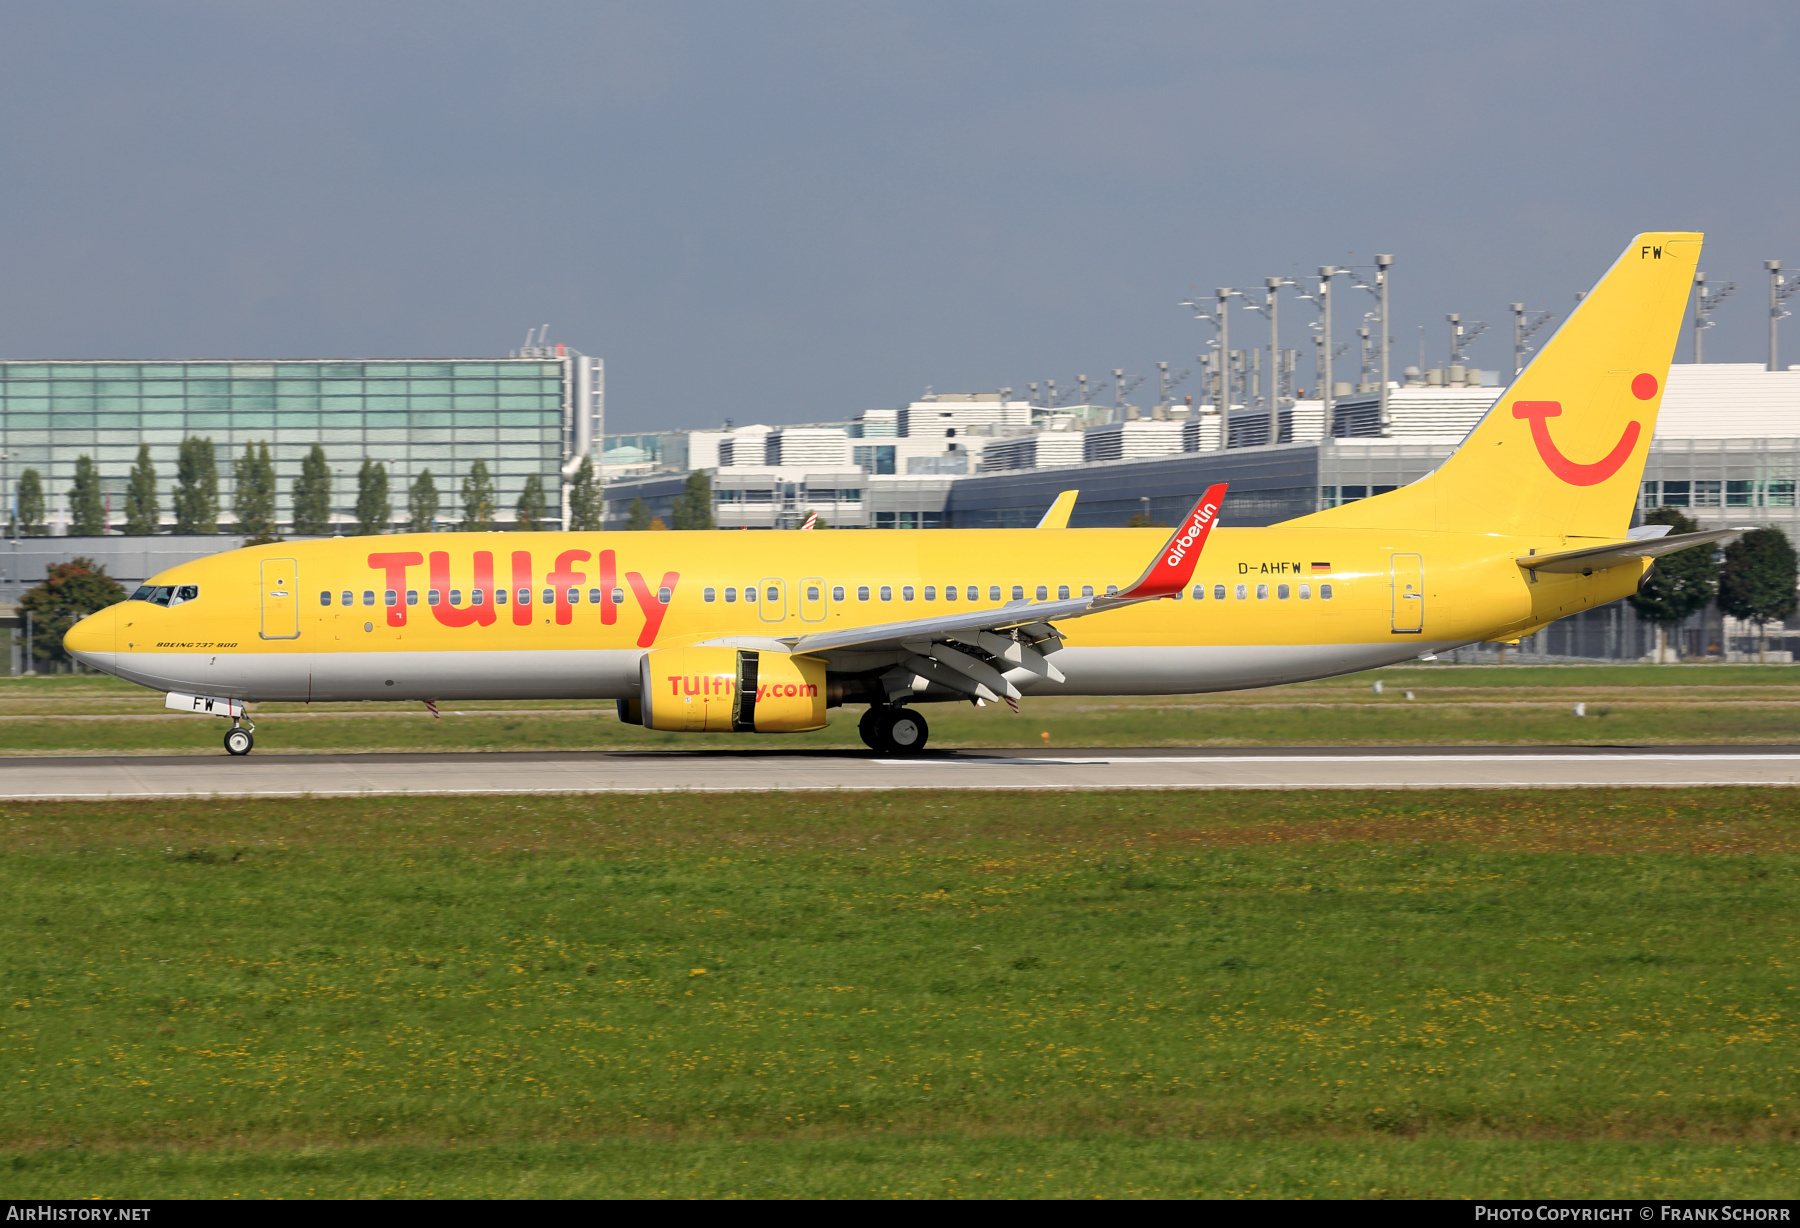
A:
[0,359,571,533]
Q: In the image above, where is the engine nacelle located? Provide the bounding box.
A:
[638,647,828,733]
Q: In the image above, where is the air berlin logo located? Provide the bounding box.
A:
[1511,373,1657,487]
[1166,499,1220,567]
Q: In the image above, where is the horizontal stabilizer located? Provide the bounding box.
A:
[1518,529,1739,574]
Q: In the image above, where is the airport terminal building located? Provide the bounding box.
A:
[0,356,596,537]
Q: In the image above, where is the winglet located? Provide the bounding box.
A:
[1113,484,1227,599]
[1035,490,1078,529]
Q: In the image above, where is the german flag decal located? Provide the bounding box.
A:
[1311,562,1331,572]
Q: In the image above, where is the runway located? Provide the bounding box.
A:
[4,745,1800,799]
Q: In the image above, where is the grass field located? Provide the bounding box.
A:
[2,788,1798,1198]
[3,663,1799,755]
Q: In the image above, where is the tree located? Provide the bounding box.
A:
[514,473,547,531]
[410,469,440,533]
[172,436,219,534]
[625,497,652,531]
[1718,527,1799,662]
[69,455,106,536]
[1628,508,1717,662]
[291,443,333,536]
[15,468,46,536]
[671,470,715,530]
[17,557,126,671]
[354,458,390,536]
[567,456,602,531]
[122,445,160,536]
[233,441,279,544]
[461,459,496,531]
[648,516,668,530]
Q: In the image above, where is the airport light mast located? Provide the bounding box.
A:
[1239,277,1296,412]
[1510,303,1558,377]
[1767,261,1800,371]
[1692,271,1736,363]
[1345,256,1393,430]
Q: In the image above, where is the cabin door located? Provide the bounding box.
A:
[1390,553,1424,634]
[260,559,301,640]
[758,577,786,623]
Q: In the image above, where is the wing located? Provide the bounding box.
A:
[765,484,1228,706]
[1035,490,1079,529]
[1517,529,1738,575]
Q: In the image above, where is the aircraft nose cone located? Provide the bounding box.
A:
[63,605,117,670]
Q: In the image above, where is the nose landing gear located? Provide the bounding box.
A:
[224,719,255,756]
[859,705,930,755]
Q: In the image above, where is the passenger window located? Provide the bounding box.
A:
[1082,585,1093,598]
[1012,585,1024,600]
[902,586,915,601]
[517,588,531,604]
[1299,584,1311,600]
[725,587,737,603]
[1214,585,1226,601]
[540,589,553,605]
[363,591,375,606]
[987,586,999,601]
[495,589,508,605]
[385,590,398,607]
[765,586,778,603]
[1191,585,1204,600]
[340,590,352,606]
[1172,589,1183,600]
[587,589,600,604]
[1256,584,1268,599]
[923,586,935,601]
[427,590,441,606]
[832,586,845,601]
[1277,584,1289,600]
[1036,585,1048,601]
[1321,584,1333,600]
[944,585,957,601]
[407,590,419,606]
[808,586,821,601]
[1235,584,1247,600]
[449,590,463,606]
[1106,585,1118,596]
[566,588,579,604]
[879,585,892,601]
[611,588,624,605]
[658,587,672,604]
[705,587,718,603]
[1057,585,1070,600]
[472,589,485,605]
[858,586,871,601]
[319,591,332,606]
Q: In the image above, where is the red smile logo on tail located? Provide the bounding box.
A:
[1510,373,1658,487]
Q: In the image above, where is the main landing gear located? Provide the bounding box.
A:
[224,719,255,756]
[859,705,930,755]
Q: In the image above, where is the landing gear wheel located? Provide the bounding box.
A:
[858,706,885,751]
[224,727,254,756]
[879,707,930,755]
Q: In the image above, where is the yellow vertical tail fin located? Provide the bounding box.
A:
[1292,231,1701,539]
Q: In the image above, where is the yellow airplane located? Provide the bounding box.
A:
[66,231,1730,756]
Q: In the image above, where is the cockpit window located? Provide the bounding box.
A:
[129,584,199,607]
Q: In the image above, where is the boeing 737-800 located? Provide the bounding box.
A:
[64,232,1730,755]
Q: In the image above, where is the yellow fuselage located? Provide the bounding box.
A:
[66,525,1642,708]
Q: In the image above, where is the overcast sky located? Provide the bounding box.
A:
[1,2,1797,431]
